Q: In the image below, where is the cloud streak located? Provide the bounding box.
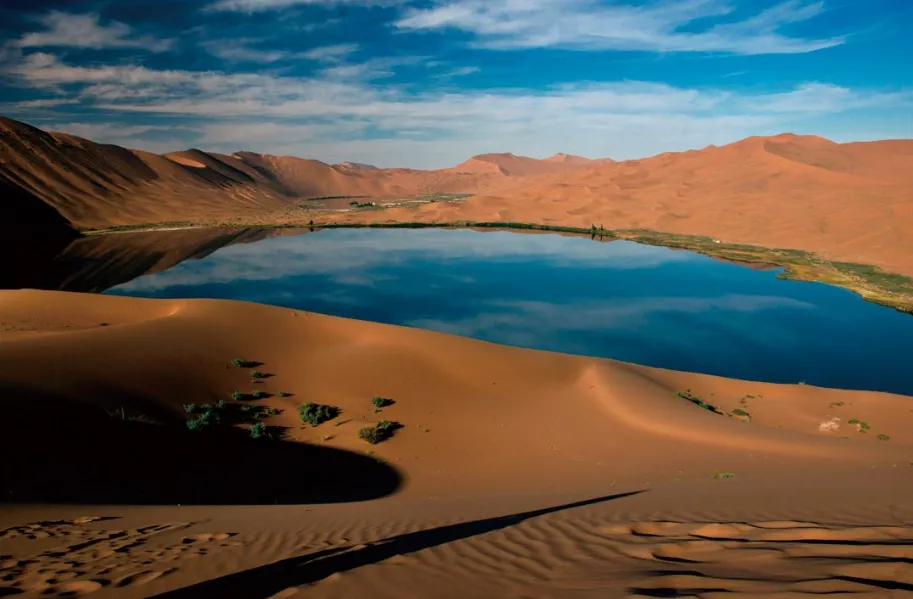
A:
[16,11,175,53]
[397,0,842,55]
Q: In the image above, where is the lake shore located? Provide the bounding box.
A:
[79,219,913,314]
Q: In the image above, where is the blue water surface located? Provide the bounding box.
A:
[106,228,913,395]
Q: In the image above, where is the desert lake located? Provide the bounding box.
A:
[60,227,911,396]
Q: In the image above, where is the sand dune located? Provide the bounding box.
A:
[1,290,912,597]
[4,115,911,275]
[340,133,913,277]
[0,117,593,232]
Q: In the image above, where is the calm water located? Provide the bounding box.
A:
[106,228,913,395]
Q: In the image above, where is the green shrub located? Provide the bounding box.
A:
[250,422,268,439]
[216,399,228,410]
[231,358,258,368]
[183,403,200,414]
[251,391,268,400]
[372,396,395,408]
[186,409,219,431]
[877,433,890,441]
[263,407,280,417]
[677,390,723,415]
[277,391,290,398]
[358,420,402,445]
[848,418,871,433]
[298,402,339,427]
[251,370,266,379]
[731,408,749,417]
[712,472,735,479]
[231,391,246,401]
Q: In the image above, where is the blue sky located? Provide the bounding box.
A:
[1,0,911,168]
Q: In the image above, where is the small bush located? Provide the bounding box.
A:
[731,408,749,417]
[372,396,395,408]
[251,391,268,400]
[298,402,339,427]
[877,433,890,441]
[677,390,723,415]
[231,391,246,401]
[848,418,871,433]
[186,409,219,431]
[216,399,228,410]
[249,422,269,439]
[358,420,402,445]
[183,403,200,413]
[712,472,735,479]
[263,407,280,417]
[277,391,290,398]
[251,370,266,379]
[231,358,258,368]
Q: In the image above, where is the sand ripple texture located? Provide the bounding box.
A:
[0,517,239,597]
[280,518,913,599]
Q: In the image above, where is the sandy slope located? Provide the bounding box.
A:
[2,291,912,597]
[4,115,912,274]
[338,134,913,277]
[0,117,589,230]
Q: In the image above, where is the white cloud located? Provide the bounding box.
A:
[206,0,405,12]
[16,11,174,53]
[200,39,295,63]
[302,43,360,62]
[396,0,842,55]
[3,51,909,168]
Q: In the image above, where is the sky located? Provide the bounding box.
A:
[1,0,911,168]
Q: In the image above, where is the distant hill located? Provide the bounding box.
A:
[3,115,912,277]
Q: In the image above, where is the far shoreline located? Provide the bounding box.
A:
[77,220,913,315]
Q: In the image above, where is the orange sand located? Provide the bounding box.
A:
[2,290,912,597]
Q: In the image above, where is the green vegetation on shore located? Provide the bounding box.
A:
[78,220,913,314]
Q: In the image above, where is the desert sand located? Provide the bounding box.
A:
[4,115,913,597]
[2,290,913,598]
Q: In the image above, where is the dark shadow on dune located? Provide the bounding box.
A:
[0,391,402,505]
[151,490,644,599]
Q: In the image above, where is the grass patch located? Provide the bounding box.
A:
[298,402,339,427]
[712,472,735,479]
[372,396,395,409]
[249,422,278,440]
[358,420,402,445]
[848,418,871,433]
[677,390,724,415]
[730,408,750,421]
[231,358,260,368]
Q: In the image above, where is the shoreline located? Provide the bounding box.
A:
[78,220,913,314]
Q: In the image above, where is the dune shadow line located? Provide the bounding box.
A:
[152,490,645,598]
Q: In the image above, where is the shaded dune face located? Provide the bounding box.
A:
[0,117,599,232]
[1,291,910,506]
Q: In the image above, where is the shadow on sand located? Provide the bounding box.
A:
[151,490,644,598]
[0,392,402,505]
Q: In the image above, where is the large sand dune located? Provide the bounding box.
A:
[5,115,912,278]
[0,117,586,231]
[2,291,912,597]
[342,133,913,277]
